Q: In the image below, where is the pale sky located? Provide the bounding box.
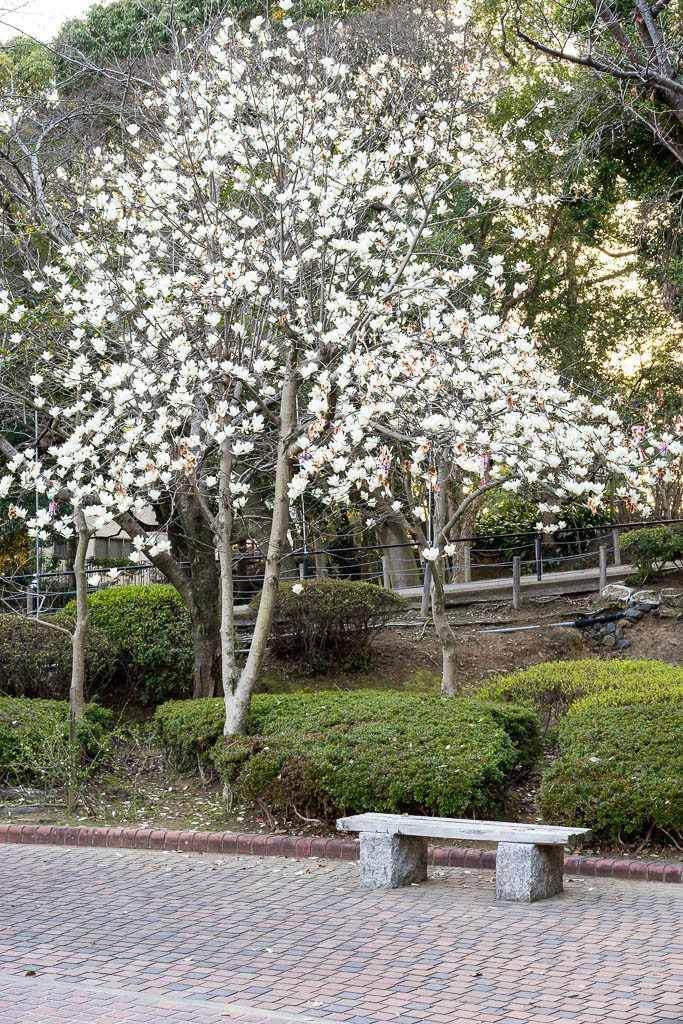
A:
[0,0,96,43]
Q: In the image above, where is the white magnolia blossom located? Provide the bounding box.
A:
[1,14,676,714]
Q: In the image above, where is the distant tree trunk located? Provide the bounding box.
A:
[377,516,419,588]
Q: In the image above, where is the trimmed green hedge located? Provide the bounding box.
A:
[0,697,113,786]
[155,691,541,820]
[0,614,116,700]
[538,702,683,843]
[477,659,683,729]
[63,585,192,704]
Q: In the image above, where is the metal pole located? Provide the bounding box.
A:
[535,533,543,581]
[599,544,608,592]
[420,562,431,617]
[512,556,521,610]
[612,528,621,566]
[382,554,391,590]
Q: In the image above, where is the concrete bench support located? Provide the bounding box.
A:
[359,833,428,889]
[495,842,564,903]
[339,813,590,903]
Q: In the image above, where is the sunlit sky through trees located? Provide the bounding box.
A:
[0,0,93,42]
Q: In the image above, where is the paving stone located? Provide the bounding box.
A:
[0,846,681,1023]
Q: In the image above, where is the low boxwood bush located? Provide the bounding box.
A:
[538,702,683,843]
[0,614,116,700]
[0,697,113,787]
[476,659,683,730]
[621,525,683,581]
[155,690,540,820]
[63,584,193,704]
[252,578,406,671]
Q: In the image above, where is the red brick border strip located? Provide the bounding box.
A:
[0,824,680,883]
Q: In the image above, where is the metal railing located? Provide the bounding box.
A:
[1,517,680,615]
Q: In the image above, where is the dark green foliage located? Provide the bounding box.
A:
[538,703,683,843]
[254,578,406,671]
[0,697,113,786]
[621,526,683,581]
[156,690,540,820]
[54,0,381,66]
[474,494,609,563]
[63,585,192,705]
[0,614,116,700]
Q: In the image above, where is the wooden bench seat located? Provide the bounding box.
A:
[337,813,592,903]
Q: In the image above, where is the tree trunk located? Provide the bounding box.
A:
[224,368,298,736]
[429,558,460,696]
[441,644,458,697]
[70,512,90,721]
[377,517,419,589]
[68,512,91,812]
[189,550,221,699]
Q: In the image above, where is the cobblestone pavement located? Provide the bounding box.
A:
[0,845,681,1024]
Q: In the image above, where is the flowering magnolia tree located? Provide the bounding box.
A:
[0,10,670,724]
[1,10,530,731]
[300,301,677,691]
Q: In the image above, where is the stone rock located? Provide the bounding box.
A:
[631,601,656,613]
[601,622,617,635]
[496,842,563,903]
[624,607,644,621]
[632,589,662,606]
[617,638,631,649]
[359,833,428,889]
[600,584,633,602]
[602,635,616,648]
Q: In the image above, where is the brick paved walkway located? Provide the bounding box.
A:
[0,845,682,1024]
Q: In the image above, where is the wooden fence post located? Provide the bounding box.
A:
[599,544,608,592]
[512,556,521,610]
[612,529,621,566]
[382,554,391,590]
[463,542,471,583]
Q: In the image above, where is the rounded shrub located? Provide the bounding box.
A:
[0,614,116,700]
[621,525,683,581]
[0,696,113,786]
[538,702,683,843]
[63,584,192,704]
[252,578,407,671]
[156,690,541,821]
[476,659,683,730]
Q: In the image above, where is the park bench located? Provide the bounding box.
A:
[336,813,592,903]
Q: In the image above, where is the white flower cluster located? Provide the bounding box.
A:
[0,16,671,552]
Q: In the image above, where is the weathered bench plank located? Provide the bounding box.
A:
[337,813,591,848]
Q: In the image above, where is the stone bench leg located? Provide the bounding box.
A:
[496,843,564,903]
[359,833,428,889]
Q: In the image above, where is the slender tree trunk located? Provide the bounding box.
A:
[67,511,91,812]
[70,512,91,721]
[430,557,460,695]
[224,369,298,736]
